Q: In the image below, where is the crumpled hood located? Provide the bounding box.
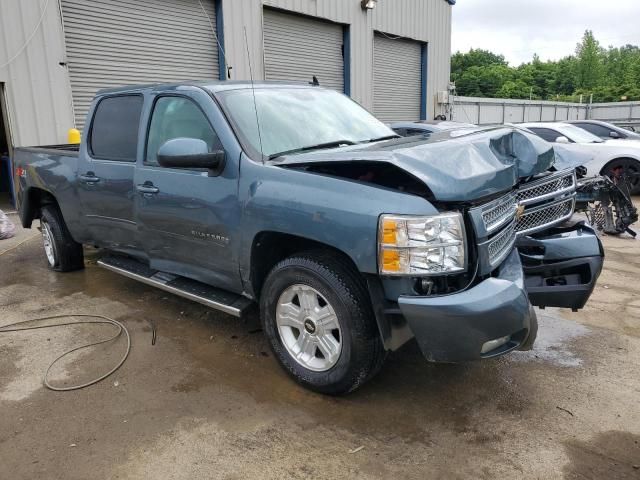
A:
[271,127,556,202]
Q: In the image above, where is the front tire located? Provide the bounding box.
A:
[40,205,84,272]
[260,252,385,395]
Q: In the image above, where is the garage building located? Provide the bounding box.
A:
[0,0,453,151]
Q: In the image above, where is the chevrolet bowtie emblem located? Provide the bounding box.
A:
[516,204,526,220]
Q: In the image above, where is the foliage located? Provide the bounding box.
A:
[452,31,640,102]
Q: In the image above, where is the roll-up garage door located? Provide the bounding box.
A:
[263,9,344,92]
[373,33,423,122]
[60,0,220,130]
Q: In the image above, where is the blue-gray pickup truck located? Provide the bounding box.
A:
[14,82,603,394]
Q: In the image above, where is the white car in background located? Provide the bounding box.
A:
[520,122,640,193]
[566,120,640,141]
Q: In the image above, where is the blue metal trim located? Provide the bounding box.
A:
[343,26,351,96]
[215,0,226,80]
[420,43,428,120]
[445,0,456,5]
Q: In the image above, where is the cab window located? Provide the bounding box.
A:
[90,95,143,161]
[145,96,222,166]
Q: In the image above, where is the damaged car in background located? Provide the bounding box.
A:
[14,82,603,394]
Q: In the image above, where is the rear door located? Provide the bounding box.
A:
[134,89,241,291]
[77,94,143,252]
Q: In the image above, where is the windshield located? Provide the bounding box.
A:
[216,87,395,158]
[556,124,604,143]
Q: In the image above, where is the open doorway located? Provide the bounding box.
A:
[0,83,14,208]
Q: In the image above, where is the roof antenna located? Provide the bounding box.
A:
[244,26,264,163]
[310,75,320,86]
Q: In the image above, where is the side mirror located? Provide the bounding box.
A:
[555,136,570,144]
[157,138,225,175]
[609,131,621,139]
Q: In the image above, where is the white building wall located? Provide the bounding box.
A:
[222,0,452,117]
[0,0,74,147]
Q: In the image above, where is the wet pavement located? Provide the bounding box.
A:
[1,208,640,479]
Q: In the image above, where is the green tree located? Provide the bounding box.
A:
[496,80,532,99]
[451,49,508,84]
[575,30,604,89]
[450,31,640,102]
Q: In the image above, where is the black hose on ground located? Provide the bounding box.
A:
[0,314,132,391]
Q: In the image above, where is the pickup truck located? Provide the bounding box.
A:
[14,82,604,394]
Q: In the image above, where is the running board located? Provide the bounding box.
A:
[97,255,253,317]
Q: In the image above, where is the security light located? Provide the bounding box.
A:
[361,0,377,10]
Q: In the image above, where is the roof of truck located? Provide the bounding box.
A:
[96,80,323,96]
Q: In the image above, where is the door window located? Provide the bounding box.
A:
[529,127,566,143]
[575,123,617,139]
[146,96,221,166]
[89,95,143,161]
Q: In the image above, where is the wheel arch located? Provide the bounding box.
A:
[249,231,363,299]
[20,187,59,228]
[248,230,405,353]
[599,156,640,175]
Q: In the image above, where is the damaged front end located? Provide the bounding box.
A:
[273,127,604,361]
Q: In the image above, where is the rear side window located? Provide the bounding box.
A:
[90,95,143,161]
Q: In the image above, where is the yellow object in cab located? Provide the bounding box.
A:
[68,128,81,144]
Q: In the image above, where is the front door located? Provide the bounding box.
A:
[135,91,241,291]
[77,94,143,252]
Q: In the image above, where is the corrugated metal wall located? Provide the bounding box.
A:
[452,97,589,125]
[1,0,453,146]
[221,0,452,116]
[373,34,422,122]
[0,0,74,147]
[263,9,344,92]
[60,0,219,130]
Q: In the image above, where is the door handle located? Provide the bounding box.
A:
[136,183,159,195]
[79,172,100,183]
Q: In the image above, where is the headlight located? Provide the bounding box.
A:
[378,213,467,275]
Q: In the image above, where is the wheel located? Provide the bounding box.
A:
[40,205,84,272]
[260,251,385,395]
[603,158,640,194]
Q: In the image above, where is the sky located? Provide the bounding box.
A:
[452,0,640,66]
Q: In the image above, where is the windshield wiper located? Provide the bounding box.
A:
[268,140,357,160]
[363,135,401,143]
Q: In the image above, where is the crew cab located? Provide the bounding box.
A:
[14,82,604,394]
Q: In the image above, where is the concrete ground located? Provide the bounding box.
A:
[1,204,640,480]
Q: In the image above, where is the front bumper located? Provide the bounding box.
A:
[398,249,534,362]
[518,221,604,310]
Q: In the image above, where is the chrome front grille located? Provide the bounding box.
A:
[515,196,575,236]
[487,220,516,267]
[516,170,576,205]
[471,168,577,275]
[480,192,517,234]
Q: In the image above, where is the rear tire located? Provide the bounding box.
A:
[260,251,385,395]
[40,205,84,272]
